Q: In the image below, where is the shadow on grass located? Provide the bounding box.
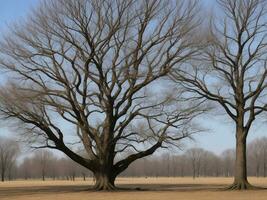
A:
[107,183,231,192]
[1,183,267,197]
[0,184,88,198]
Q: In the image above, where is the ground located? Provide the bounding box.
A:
[1,177,267,200]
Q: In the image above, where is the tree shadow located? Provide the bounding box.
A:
[87,183,232,192]
[0,184,88,198]
[1,182,267,198]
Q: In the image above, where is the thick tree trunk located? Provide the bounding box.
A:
[227,132,254,190]
[93,171,116,190]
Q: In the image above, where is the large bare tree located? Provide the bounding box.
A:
[171,0,267,190]
[0,0,202,190]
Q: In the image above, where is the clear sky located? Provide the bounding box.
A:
[0,0,39,33]
[0,0,266,156]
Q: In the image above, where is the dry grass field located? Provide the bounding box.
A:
[1,177,267,200]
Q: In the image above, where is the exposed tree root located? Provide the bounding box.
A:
[93,182,117,191]
[225,181,259,190]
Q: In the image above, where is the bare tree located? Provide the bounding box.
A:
[33,150,53,181]
[201,151,213,177]
[0,0,203,190]
[0,137,19,182]
[171,0,267,189]
[209,154,222,177]
[19,158,31,180]
[176,154,187,177]
[221,149,235,177]
[8,137,267,180]
[49,157,60,180]
[248,138,263,177]
[260,137,267,177]
[247,137,267,177]
[62,158,80,181]
[185,148,204,179]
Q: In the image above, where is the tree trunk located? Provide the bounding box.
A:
[180,167,184,177]
[83,174,86,181]
[1,171,4,182]
[72,174,75,181]
[93,171,116,190]
[264,149,266,177]
[197,164,200,177]
[227,133,254,190]
[42,174,45,181]
[193,165,195,179]
[264,162,266,178]
[256,163,260,178]
[8,172,11,181]
[264,163,266,177]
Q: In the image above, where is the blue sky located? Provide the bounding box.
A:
[0,0,39,33]
[0,0,265,156]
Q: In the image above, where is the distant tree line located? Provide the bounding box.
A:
[17,151,92,181]
[2,136,267,181]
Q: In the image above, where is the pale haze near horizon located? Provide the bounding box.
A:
[0,0,266,157]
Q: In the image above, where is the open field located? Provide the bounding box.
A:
[1,177,267,200]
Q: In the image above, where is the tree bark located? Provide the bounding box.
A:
[93,171,116,190]
[227,130,254,190]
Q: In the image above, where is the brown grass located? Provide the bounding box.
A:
[1,177,267,200]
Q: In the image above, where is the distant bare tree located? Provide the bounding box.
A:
[185,148,204,179]
[246,137,267,177]
[0,137,19,182]
[33,150,53,181]
[176,155,187,177]
[19,158,31,180]
[221,149,235,177]
[211,154,222,177]
[260,137,267,177]
[248,139,263,177]
[63,158,79,181]
[171,0,267,189]
[49,157,60,180]
[0,0,203,190]
[10,137,267,180]
[201,151,212,177]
